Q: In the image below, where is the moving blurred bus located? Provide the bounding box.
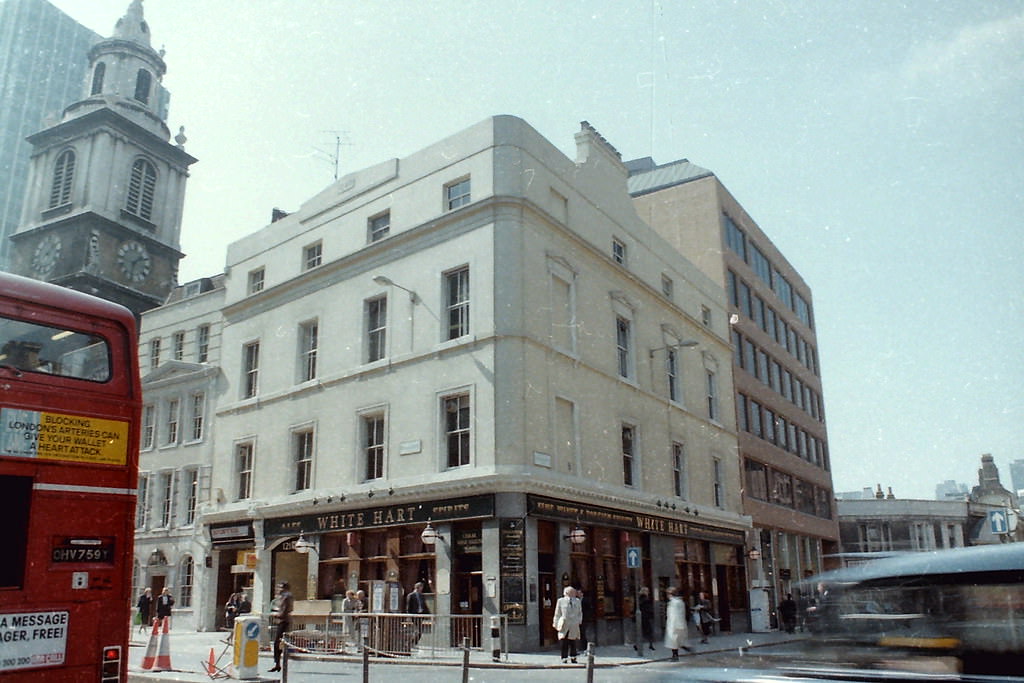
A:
[0,273,141,682]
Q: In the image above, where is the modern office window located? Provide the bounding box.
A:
[242,341,259,398]
[749,399,762,437]
[611,238,627,265]
[294,430,314,491]
[723,214,746,260]
[178,556,194,607]
[744,459,768,501]
[672,442,687,499]
[248,268,265,295]
[749,244,771,285]
[445,266,470,340]
[190,393,204,441]
[142,404,155,450]
[364,415,385,481]
[756,349,769,384]
[736,394,748,432]
[196,324,210,363]
[183,469,199,525]
[159,472,173,528]
[49,150,75,208]
[125,158,156,220]
[135,474,149,528]
[368,211,390,242]
[738,280,752,319]
[445,177,471,210]
[443,394,471,468]
[172,331,185,361]
[366,298,387,362]
[304,241,322,271]
[615,317,632,378]
[621,425,636,487]
[713,458,724,507]
[236,443,254,500]
[164,398,179,445]
[706,369,719,422]
[666,348,680,402]
[299,320,318,381]
[149,338,160,370]
[661,274,673,299]
[764,408,776,444]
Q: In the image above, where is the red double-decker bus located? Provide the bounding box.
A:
[0,273,140,682]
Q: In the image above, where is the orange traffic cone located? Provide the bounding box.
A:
[153,616,173,671]
[140,619,160,670]
[205,648,216,675]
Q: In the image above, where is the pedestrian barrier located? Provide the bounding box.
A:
[281,613,508,661]
[140,619,160,670]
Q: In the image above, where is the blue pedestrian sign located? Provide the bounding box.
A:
[989,510,1009,535]
[626,546,642,569]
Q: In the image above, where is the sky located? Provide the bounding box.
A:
[47,0,1024,500]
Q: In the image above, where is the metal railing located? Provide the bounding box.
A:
[282,612,508,660]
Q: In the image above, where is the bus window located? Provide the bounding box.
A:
[0,317,110,381]
[0,474,31,589]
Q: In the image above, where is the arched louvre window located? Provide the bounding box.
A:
[49,150,75,208]
[178,555,194,607]
[134,68,151,104]
[90,62,105,95]
[126,159,157,220]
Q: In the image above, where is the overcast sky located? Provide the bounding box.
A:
[48,0,1024,500]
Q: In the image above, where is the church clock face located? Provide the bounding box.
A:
[117,240,151,283]
[32,234,62,276]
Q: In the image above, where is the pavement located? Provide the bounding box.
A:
[126,626,806,682]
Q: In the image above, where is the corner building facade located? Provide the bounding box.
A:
[149,117,755,646]
[628,158,839,630]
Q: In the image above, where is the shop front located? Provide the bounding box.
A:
[209,521,256,630]
[526,495,750,647]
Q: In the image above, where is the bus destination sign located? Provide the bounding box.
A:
[51,537,115,564]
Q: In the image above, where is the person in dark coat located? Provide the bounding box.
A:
[269,582,293,672]
[635,586,656,651]
[136,587,153,631]
[778,593,798,633]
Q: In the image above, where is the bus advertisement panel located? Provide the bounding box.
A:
[0,273,140,682]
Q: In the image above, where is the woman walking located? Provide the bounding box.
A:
[552,586,583,664]
[663,587,691,661]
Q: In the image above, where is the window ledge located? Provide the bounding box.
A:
[41,203,73,219]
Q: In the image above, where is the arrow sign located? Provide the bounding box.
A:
[626,546,642,569]
[989,510,1008,535]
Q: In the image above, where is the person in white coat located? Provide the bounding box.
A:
[552,586,583,663]
[663,586,691,661]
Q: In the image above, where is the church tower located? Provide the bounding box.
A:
[9,0,196,318]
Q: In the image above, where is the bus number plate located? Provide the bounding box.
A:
[51,537,114,564]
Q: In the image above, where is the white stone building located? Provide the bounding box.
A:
[140,116,753,646]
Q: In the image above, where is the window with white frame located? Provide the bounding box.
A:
[672,442,687,498]
[705,369,719,422]
[164,398,179,445]
[172,331,184,361]
[182,468,199,525]
[136,474,149,528]
[178,555,194,607]
[294,429,314,491]
[196,324,210,362]
[612,238,627,265]
[189,392,204,441]
[304,241,322,270]
[445,266,470,340]
[242,341,259,398]
[142,404,155,450]
[364,414,385,481]
[236,442,254,500]
[622,424,636,487]
[712,457,723,507]
[248,268,265,295]
[615,317,632,378]
[445,177,471,210]
[667,348,680,402]
[366,298,386,362]
[159,471,174,527]
[444,393,471,468]
[299,320,318,381]
[368,211,390,242]
[149,338,160,370]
